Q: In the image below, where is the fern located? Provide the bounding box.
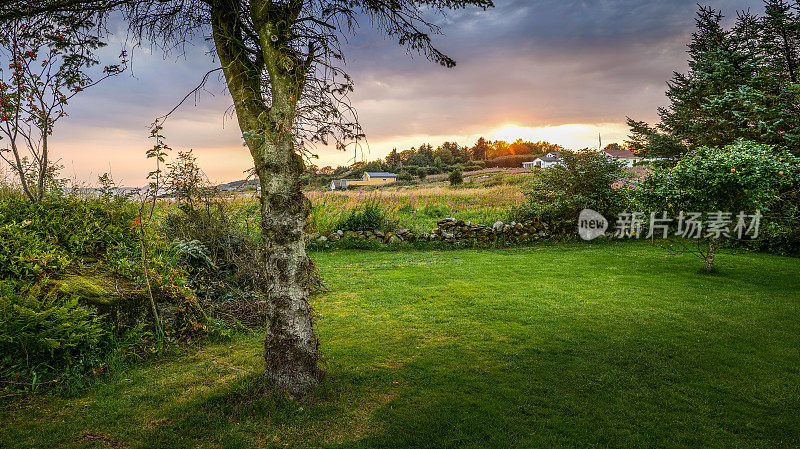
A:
[171,239,217,271]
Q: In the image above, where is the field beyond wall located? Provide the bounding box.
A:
[222,171,534,237]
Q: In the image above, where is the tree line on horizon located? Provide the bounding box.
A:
[305,138,618,184]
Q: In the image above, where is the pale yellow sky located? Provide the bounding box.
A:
[51,119,629,187]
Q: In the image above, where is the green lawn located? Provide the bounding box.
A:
[2,242,799,448]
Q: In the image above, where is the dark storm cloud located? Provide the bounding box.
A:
[342,0,761,139]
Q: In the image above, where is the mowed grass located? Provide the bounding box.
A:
[2,242,799,448]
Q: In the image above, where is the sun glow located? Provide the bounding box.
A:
[489,123,629,149]
[490,125,543,143]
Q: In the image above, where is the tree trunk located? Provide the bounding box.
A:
[9,141,36,202]
[255,137,321,396]
[36,132,48,200]
[703,238,718,271]
[211,1,321,395]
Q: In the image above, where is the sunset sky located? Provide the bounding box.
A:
[17,0,761,186]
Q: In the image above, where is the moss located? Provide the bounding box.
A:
[57,275,115,305]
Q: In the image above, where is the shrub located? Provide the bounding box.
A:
[162,203,257,311]
[420,204,449,218]
[0,190,207,336]
[0,222,71,281]
[397,170,413,182]
[416,167,427,180]
[747,217,800,255]
[335,203,389,231]
[161,200,253,277]
[0,192,137,256]
[171,239,217,272]
[449,169,464,186]
[509,150,629,234]
[0,189,213,393]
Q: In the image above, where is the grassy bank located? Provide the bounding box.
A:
[2,242,799,448]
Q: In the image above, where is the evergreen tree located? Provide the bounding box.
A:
[434,144,454,165]
[417,143,435,166]
[385,148,402,168]
[628,2,800,157]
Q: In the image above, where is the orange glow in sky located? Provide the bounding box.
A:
[488,124,628,150]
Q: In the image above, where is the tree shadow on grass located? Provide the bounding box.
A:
[137,364,405,449]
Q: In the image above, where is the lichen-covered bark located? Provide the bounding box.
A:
[211,0,320,395]
[255,135,320,396]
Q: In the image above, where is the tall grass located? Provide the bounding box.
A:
[160,184,525,237]
[304,185,524,234]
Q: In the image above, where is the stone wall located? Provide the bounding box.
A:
[314,218,551,245]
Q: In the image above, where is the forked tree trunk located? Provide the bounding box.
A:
[703,238,718,271]
[210,2,322,395]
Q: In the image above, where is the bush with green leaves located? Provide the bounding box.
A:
[0,222,71,281]
[171,239,217,272]
[335,203,390,231]
[420,204,449,218]
[0,189,212,392]
[0,193,138,257]
[416,167,428,180]
[160,197,261,306]
[397,170,413,182]
[449,169,463,186]
[509,150,629,233]
[0,192,138,284]
[635,140,799,268]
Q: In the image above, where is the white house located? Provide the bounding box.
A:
[523,151,564,169]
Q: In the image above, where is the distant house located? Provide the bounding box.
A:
[330,178,361,190]
[601,148,644,167]
[331,172,398,190]
[524,151,564,169]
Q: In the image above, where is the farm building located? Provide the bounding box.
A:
[331,172,398,190]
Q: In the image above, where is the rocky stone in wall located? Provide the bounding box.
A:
[316,218,550,246]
